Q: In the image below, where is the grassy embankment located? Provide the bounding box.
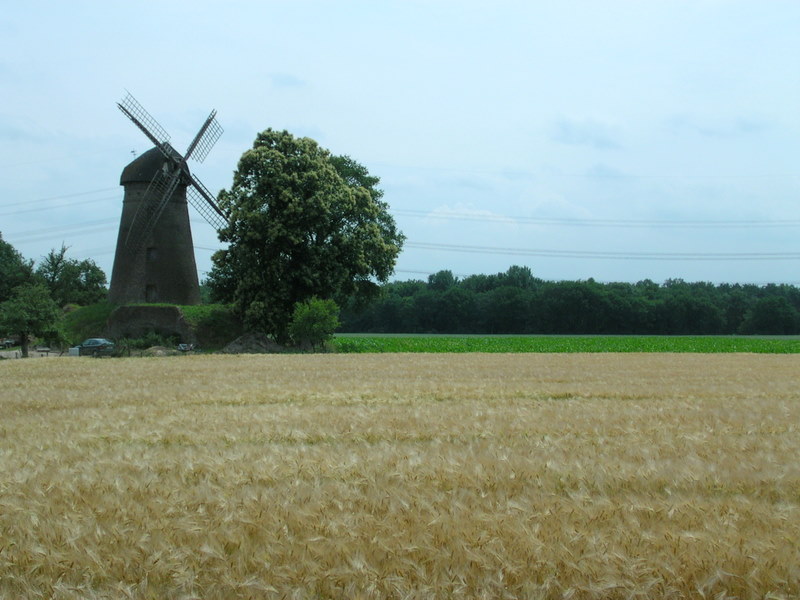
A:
[1,353,798,598]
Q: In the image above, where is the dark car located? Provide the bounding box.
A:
[77,338,116,357]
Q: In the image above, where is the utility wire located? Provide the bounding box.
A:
[7,220,798,263]
[4,187,797,229]
[0,150,117,170]
[3,184,796,224]
[393,209,800,228]
[74,246,115,257]
[0,187,119,208]
[407,242,800,261]
[0,195,121,217]
[4,219,118,244]
[372,160,800,179]
[8,218,118,238]
[11,226,117,245]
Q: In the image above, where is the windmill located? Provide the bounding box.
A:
[108,92,227,305]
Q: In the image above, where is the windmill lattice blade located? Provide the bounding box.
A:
[125,168,167,251]
[184,110,223,164]
[125,168,182,254]
[187,175,228,231]
[118,92,172,148]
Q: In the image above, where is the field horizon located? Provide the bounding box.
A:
[1,353,798,598]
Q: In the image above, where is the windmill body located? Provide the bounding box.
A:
[108,93,227,306]
[109,146,200,305]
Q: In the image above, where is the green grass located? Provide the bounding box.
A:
[61,302,117,344]
[179,304,243,349]
[332,334,800,353]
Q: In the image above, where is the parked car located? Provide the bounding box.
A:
[2,339,15,349]
[76,338,116,357]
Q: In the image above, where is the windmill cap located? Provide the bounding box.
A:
[120,144,188,184]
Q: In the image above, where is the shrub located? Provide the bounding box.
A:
[180,304,243,349]
[289,297,340,351]
[114,332,181,356]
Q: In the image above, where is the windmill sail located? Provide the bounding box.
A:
[117,92,171,149]
[184,109,223,163]
[116,92,228,253]
[124,163,183,253]
[110,92,227,306]
[186,176,227,231]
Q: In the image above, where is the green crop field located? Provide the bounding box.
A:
[332,334,800,354]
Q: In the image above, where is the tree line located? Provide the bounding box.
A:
[340,266,800,335]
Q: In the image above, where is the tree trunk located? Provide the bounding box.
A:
[20,333,29,358]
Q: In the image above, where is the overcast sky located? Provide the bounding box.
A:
[2,1,799,286]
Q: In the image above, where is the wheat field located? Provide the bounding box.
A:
[1,353,798,599]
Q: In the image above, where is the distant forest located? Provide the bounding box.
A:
[339,266,800,335]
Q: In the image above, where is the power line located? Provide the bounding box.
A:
[406,241,800,261]
[0,194,121,217]
[6,203,799,270]
[10,226,116,245]
[8,218,118,238]
[0,187,119,209]
[3,217,220,249]
[373,160,800,180]
[73,246,115,257]
[393,209,800,228]
[4,187,796,229]
[4,219,118,244]
[0,150,118,170]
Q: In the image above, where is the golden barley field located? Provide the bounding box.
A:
[1,353,798,599]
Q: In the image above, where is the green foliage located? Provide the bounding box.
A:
[60,302,116,345]
[198,281,213,304]
[332,335,800,354]
[289,297,340,350]
[115,331,181,354]
[0,233,34,303]
[427,270,457,291]
[179,303,243,349]
[61,302,242,351]
[208,129,404,344]
[35,244,107,307]
[340,265,800,336]
[740,296,799,334]
[0,283,61,357]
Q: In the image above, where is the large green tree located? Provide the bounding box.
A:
[0,232,34,302]
[209,129,404,343]
[0,283,61,357]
